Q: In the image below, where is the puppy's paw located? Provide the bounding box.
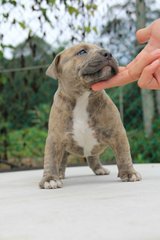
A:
[94,166,110,175]
[39,176,63,189]
[59,173,65,179]
[118,170,142,182]
[59,170,65,179]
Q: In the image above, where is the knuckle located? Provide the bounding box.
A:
[138,80,144,88]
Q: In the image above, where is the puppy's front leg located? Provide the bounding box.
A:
[39,134,64,189]
[111,129,141,182]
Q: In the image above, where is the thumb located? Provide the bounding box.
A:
[136,25,151,44]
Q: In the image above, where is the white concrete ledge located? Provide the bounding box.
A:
[0,164,160,240]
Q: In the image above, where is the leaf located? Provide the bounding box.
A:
[41,7,47,14]
[10,0,17,6]
[84,25,91,33]
[85,4,97,11]
[18,21,26,29]
[41,8,52,24]
[3,13,9,19]
[93,26,98,34]
[0,76,7,85]
[67,6,79,16]
[0,50,3,60]
[21,3,25,9]
[48,0,56,5]
[1,43,15,49]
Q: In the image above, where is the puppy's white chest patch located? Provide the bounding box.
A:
[72,92,98,157]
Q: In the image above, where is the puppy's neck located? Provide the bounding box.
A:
[58,84,87,98]
[58,85,101,101]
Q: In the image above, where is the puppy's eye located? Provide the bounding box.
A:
[76,49,87,56]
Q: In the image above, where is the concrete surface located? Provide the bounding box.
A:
[0,164,160,240]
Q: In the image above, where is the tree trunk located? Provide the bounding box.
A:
[136,0,155,137]
[119,87,124,122]
[155,91,160,116]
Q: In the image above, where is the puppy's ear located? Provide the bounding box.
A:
[46,53,61,79]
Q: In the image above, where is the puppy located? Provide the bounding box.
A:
[39,43,141,189]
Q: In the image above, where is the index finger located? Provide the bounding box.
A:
[91,67,131,91]
[91,49,160,91]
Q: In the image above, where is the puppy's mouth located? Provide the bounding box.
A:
[79,60,118,85]
[91,64,118,83]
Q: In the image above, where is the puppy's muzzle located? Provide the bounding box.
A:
[79,49,118,84]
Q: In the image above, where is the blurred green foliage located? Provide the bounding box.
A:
[7,127,47,160]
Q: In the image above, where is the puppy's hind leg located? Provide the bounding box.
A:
[59,151,69,179]
[87,155,110,175]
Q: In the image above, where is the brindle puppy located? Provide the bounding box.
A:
[39,43,141,189]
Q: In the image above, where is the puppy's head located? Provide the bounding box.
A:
[46,43,118,91]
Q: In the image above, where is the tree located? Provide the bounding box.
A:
[156,91,160,116]
[0,0,98,57]
[136,0,155,137]
[0,36,62,162]
[1,36,61,128]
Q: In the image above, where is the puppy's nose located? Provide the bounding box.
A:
[103,51,112,59]
[100,50,112,59]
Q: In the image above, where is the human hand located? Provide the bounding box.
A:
[136,18,160,51]
[136,19,160,89]
[92,19,160,91]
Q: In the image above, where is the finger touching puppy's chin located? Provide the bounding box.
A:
[99,66,114,80]
[83,67,117,86]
